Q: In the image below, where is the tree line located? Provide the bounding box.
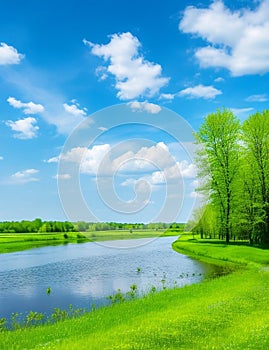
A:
[0,219,75,233]
[190,108,269,245]
[0,219,184,233]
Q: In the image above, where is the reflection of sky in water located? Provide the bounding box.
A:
[0,237,215,319]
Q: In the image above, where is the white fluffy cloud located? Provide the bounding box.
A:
[230,107,254,115]
[214,77,224,83]
[178,84,222,99]
[84,32,169,100]
[63,103,87,117]
[159,93,175,100]
[54,174,71,180]
[128,101,161,114]
[60,144,111,175]
[0,43,24,65]
[58,142,172,175]
[122,160,196,189]
[0,156,3,161]
[46,156,59,163]
[7,97,45,114]
[10,169,39,184]
[245,94,268,102]
[6,117,39,139]
[179,0,269,76]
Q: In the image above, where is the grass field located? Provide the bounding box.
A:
[0,229,179,254]
[0,233,269,349]
[0,232,88,254]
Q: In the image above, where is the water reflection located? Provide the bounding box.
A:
[0,237,216,319]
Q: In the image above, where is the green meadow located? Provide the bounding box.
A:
[0,233,269,349]
[0,229,179,254]
[0,232,88,254]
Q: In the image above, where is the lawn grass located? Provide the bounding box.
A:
[0,233,269,349]
[84,229,179,241]
[0,229,178,254]
[0,232,89,254]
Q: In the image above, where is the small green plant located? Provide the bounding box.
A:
[126,284,138,299]
[26,311,44,327]
[51,307,68,322]
[150,285,157,293]
[69,304,86,318]
[161,274,166,290]
[11,312,21,330]
[0,318,7,332]
[107,289,125,304]
[46,287,51,295]
[137,267,141,273]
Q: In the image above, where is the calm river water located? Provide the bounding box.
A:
[0,236,215,319]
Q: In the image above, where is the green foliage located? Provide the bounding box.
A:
[0,219,75,234]
[193,108,269,245]
[0,318,7,332]
[51,308,69,322]
[107,289,125,304]
[25,311,44,327]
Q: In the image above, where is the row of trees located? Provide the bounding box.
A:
[74,222,182,232]
[191,109,269,245]
[0,220,184,233]
[0,219,75,233]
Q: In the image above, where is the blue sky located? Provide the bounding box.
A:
[0,0,268,222]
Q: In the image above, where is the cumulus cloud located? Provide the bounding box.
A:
[178,84,222,99]
[61,144,111,175]
[159,93,175,100]
[45,156,59,163]
[98,126,108,132]
[7,97,45,114]
[245,94,268,102]
[128,101,162,114]
[84,32,169,100]
[179,0,269,76]
[121,160,196,189]
[0,156,3,160]
[230,107,254,115]
[6,117,39,139]
[53,174,71,180]
[0,43,24,65]
[10,169,39,184]
[214,77,225,82]
[58,142,173,176]
[63,103,87,117]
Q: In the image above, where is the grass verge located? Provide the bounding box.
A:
[0,230,178,254]
[0,234,269,349]
[0,232,88,254]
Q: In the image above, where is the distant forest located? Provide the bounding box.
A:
[0,219,184,233]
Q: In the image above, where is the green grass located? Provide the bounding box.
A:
[1,234,269,349]
[84,229,179,241]
[0,229,178,254]
[0,232,88,254]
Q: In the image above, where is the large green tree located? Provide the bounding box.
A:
[242,110,269,244]
[195,108,241,243]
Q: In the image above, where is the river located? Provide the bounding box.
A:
[0,236,215,319]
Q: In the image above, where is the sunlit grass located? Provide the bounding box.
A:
[0,229,178,254]
[0,232,88,254]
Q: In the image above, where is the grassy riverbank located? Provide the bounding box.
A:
[0,230,178,254]
[1,233,269,349]
[0,232,89,254]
